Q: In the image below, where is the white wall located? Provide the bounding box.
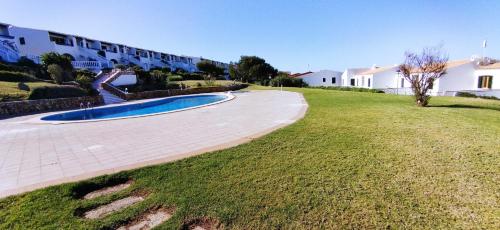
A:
[111,74,137,86]
[9,27,54,57]
[300,70,342,87]
[437,63,476,93]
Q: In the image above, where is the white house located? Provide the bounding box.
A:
[297,70,343,87]
[348,57,500,97]
[0,22,229,73]
[340,68,370,87]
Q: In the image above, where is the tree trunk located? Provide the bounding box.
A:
[415,92,429,107]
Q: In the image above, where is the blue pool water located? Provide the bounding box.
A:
[41,94,228,121]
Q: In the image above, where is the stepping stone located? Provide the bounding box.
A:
[84,196,144,219]
[83,182,132,200]
[117,208,175,230]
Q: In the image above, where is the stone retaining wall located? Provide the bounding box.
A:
[0,96,104,117]
[125,84,248,100]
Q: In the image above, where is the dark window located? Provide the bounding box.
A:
[401,78,404,88]
[368,78,371,87]
[478,76,493,89]
[322,78,326,82]
[19,37,25,45]
[350,79,355,86]
[332,77,336,84]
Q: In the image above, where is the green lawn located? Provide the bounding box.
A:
[1,88,499,229]
[0,81,56,101]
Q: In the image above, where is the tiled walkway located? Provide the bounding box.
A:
[0,90,307,197]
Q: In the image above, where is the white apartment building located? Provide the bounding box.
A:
[0,22,229,72]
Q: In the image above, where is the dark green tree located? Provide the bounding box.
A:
[233,56,277,83]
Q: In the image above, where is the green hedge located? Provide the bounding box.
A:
[0,70,39,82]
[28,85,87,100]
[180,73,204,80]
[456,91,499,100]
[167,75,183,81]
[270,76,308,87]
[309,86,385,93]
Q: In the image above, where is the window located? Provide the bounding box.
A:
[332,77,336,84]
[350,79,355,86]
[478,76,493,89]
[368,78,371,87]
[322,77,326,82]
[401,78,404,88]
[361,76,365,86]
[19,37,25,45]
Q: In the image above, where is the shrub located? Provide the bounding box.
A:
[456,91,499,100]
[40,52,73,72]
[114,64,126,70]
[455,92,477,98]
[180,73,204,80]
[76,75,93,89]
[28,85,87,100]
[165,82,180,89]
[47,64,64,84]
[167,75,183,81]
[17,82,30,91]
[0,70,39,82]
[74,69,95,78]
[270,76,308,87]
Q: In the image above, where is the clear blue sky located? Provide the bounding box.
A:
[2,0,499,72]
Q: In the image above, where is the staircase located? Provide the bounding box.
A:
[92,71,126,105]
[99,89,126,104]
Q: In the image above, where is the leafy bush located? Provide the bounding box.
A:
[167,75,183,81]
[309,86,385,93]
[28,85,87,100]
[74,69,95,78]
[17,82,30,91]
[165,82,180,89]
[47,64,64,84]
[455,92,477,98]
[114,64,126,70]
[270,76,308,87]
[0,70,39,82]
[456,91,499,100]
[76,75,93,89]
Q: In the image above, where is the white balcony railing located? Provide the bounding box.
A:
[71,61,112,69]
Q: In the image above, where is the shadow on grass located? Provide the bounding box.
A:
[429,104,500,112]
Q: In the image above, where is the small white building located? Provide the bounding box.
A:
[297,70,343,87]
[340,68,370,87]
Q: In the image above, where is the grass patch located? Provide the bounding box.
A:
[0,81,56,101]
[0,88,499,229]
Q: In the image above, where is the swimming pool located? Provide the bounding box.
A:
[40,94,231,122]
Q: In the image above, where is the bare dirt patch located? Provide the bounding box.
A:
[83,196,144,219]
[116,206,176,230]
[83,181,132,200]
[70,175,131,199]
[181,217,220,230]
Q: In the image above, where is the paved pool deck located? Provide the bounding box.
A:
[0,90,307,198]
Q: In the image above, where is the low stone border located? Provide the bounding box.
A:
[0,95,104,117]
[126,84,248,101]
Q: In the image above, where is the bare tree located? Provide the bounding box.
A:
[398,47,448,106]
